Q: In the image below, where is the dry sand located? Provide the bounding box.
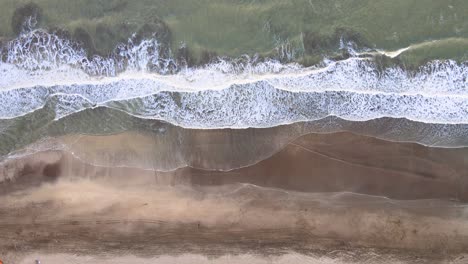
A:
[11,252,468,264]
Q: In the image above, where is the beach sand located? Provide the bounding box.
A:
[1,131,468,263]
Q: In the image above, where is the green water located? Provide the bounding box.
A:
[1,0,467,66]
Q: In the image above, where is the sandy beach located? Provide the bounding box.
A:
[1,131,468,263]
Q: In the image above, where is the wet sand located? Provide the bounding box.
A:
[1,131,468,263]
[3,131,467,200]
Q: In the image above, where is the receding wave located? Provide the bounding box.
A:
[2,110,468,179]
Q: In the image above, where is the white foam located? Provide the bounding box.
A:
[102,84,468,127]
[0,59,467,127]
[1,29,467,127]
[4,29,174,76]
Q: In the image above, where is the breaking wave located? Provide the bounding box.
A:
[4,29,176,75]
[0,59,467,125]
[1,28,467,161]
